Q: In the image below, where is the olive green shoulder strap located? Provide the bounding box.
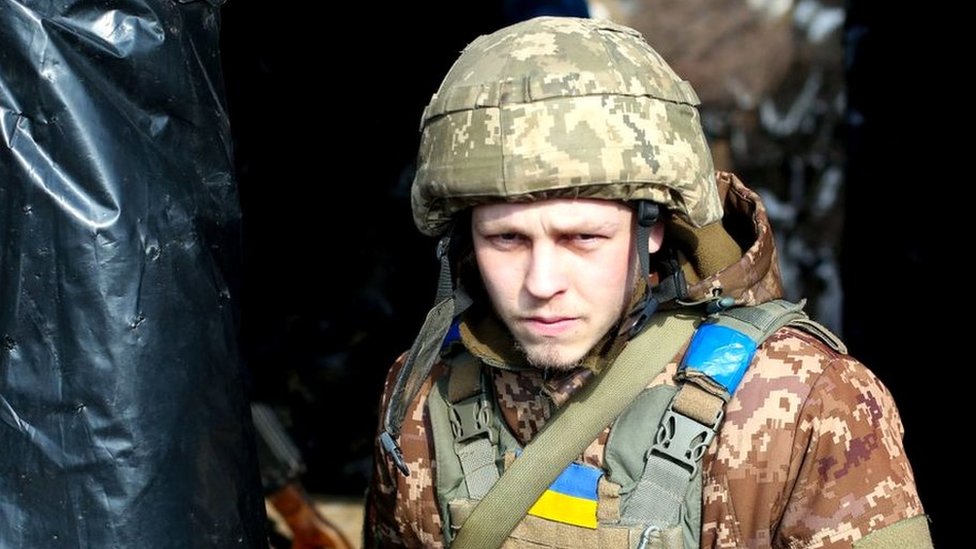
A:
[450,311,701,549]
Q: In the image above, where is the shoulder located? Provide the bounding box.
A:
[708,327,925,546]
[715,324,900,484]
[760,327,911,468]
[369,353,452,548]
[713,326,849,465]
[748,326,895,416]
[744,325,879,401]
[758,330,926,545]
[377,351,452,412]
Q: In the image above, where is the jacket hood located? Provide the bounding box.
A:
[668,171,784,307]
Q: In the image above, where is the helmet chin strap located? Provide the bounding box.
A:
[628,201,661,339]
[627,201,693,339]
[380,224,472,476]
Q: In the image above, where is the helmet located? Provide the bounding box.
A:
[411,16,722,237]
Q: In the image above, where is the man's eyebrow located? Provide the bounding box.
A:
[551,218,622,232]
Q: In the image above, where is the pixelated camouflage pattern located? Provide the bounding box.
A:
[365,356,447,548]
[492,368,609,468]
[412,16,722,236]
[493,369,552,445]
[540,367,593,408]
[365,174,927,547]
[699,328,925,548]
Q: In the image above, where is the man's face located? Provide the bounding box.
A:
[472,199,637,370]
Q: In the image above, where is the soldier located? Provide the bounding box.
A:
[364,16,932,549]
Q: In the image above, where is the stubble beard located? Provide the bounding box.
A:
[514,339,582,371]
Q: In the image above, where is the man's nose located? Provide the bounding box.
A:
[523,243,567,300]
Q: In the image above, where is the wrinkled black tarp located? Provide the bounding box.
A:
[0,1,266,546]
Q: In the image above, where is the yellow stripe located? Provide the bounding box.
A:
[527,489,598,529]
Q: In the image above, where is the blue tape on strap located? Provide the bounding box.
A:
[682,323,757,394]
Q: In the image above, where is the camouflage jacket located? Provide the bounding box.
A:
[364,173,928,548]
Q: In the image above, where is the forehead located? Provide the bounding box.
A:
[471,198,633,226]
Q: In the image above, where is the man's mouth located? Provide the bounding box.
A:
[522,316,577,337]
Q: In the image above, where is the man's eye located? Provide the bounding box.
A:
[487,233,524,246]
[570,233,605,243]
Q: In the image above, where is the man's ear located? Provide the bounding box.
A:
[647,220,665,254]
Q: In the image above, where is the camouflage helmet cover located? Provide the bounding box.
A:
[411,16,722,236]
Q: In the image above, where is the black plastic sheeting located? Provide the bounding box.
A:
[0,1,267,546]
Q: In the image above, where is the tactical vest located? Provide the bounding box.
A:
[426,300,846,549]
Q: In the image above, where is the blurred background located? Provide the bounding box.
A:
[219,0,947,545]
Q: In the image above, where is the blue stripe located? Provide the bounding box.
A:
[441,319,461,349]
[547,461,600,501]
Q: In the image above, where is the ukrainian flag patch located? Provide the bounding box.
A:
[527,461,601,528]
